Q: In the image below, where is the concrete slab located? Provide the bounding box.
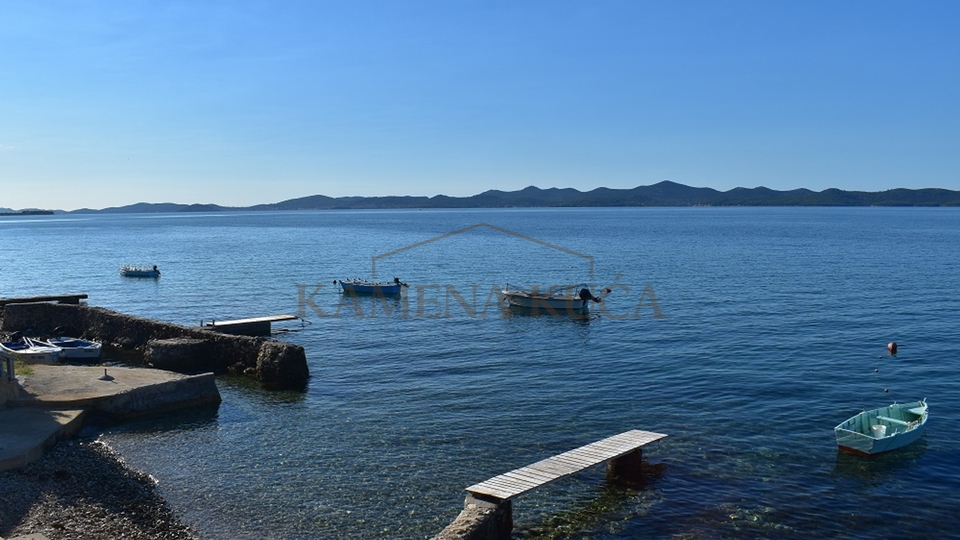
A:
[0,407,86,472]
[1,365,221,471]
[12,365,207,406]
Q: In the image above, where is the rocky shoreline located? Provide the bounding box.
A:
[0,439,198,540]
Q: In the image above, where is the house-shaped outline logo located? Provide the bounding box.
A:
[371,222,595,279]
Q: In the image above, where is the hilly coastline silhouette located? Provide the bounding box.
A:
[38,181,960,213]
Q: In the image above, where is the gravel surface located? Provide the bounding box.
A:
[0,439,199,540]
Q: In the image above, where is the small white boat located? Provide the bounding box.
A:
[501,284,608,314]
[120,265,161,278]
[0,338,62,364]
[835,399,928,456]
[43,337,102,360]
[335,277,407,295]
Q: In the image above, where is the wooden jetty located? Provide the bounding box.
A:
[433,429,668,540]
[466,429,667,501]
[203,314,299,336]
[0,294,88,307]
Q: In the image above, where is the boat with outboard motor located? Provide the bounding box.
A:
[500,284,609,314]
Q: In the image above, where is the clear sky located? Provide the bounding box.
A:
[2,1,958,210]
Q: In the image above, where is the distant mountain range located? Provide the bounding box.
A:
[9,181,960,214]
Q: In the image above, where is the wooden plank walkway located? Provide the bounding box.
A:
[204,314,300,336]
[466,429,667,501]
[0,294,88,307]
[205,314,299,326]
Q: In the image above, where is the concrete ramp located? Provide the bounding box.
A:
[0,364,222,471]
[0,408,86,472]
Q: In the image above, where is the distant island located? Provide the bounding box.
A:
[0,209,55,216]
[13,181,960,214]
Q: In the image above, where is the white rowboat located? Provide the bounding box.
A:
[0,338,62,364]
[43,337,102,360]
[501,284,607,314]
[835,399,928,456]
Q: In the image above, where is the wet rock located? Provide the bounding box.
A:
[256,340,309,390]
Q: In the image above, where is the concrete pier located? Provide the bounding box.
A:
[204,314,300,336]
[0,365,221,472]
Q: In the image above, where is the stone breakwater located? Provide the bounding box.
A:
[1,303,309,390]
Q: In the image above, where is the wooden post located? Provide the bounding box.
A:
[606,448,643,484]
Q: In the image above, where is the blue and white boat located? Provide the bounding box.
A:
[120,265,161,278]
[42,336,102,360]
[835,399,928,456]
[335,278,408,295]
[0,338,62,364]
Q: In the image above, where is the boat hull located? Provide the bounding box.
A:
[46,337,102,360]
[835,400,928,455]
[501,289,590,314]
[120,265,160,278]
[0,341,62,364]
[338,280,404,295]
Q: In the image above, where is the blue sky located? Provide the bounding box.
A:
[2,1,958,210]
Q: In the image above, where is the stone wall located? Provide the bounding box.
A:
[431,495,512,540]
[1,303,309,390]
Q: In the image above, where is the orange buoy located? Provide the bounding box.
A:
[887,342,898,355]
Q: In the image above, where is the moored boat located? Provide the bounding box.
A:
[0,338,62,364]
[501,284,608,314]
[335,277,408,295]
[120,265,161,278]
[43,336,102,360]
[835,399,928,456]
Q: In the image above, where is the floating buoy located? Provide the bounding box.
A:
[887,342,898,355]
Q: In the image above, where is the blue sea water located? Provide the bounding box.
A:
[1,207,959,540]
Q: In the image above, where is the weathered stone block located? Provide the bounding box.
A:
[145,338,214,373]
[256,340,309,390]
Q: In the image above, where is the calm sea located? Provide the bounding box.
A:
[2,207,959,540]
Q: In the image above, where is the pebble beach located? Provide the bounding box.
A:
[0,439,197,540]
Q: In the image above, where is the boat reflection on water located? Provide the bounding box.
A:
[832,438,927,479]
[500,303,598,322]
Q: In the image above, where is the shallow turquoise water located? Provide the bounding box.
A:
[2,207,959,539]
